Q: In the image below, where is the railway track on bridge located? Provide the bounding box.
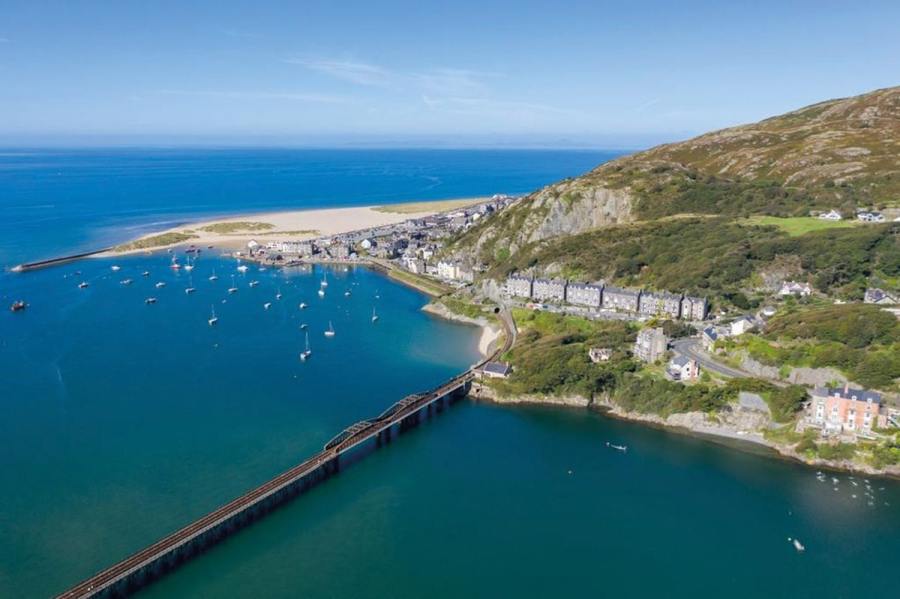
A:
[58,305,515,598]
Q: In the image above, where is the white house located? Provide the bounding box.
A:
[818,209,842,221]
[779,281,812,297]
[667,356,700,381]
[730,315,757,336]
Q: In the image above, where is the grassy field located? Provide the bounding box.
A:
[199,221,275,234]
[113,232,198,252]
[373,197,486,214]
[741,215,857,236]
[386,268,451,297]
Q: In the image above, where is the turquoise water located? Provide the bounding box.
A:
[1,149,898,597]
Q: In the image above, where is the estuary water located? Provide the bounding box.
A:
[0,149,897,598]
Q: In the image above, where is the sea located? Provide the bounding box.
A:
[0,149,897,598]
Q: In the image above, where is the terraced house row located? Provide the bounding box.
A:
[505,275,708,320]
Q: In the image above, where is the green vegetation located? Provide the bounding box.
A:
[438,297,490,320]
[742,216,858,237]
[114,231,198,252]
[869,438,900,468]
[723,379,808,423]
[733,304,900,390]
[199,221,275,234]
[612,376,732,416]
[386,268,450,297]
[492,218,899,305]
[492,310,635,398]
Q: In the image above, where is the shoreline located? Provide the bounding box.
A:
[420,301,501,358]
[472,386,900,480]
[96,197,488,257]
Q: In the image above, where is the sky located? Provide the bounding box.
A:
[1,0,899,148]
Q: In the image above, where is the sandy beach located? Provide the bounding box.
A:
[101,197,486,256]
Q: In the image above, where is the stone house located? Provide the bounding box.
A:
[566,282,603,308]
[532,278,567,302]
[588,347,612,363]
[603,286,641,312]
[506,275,533,299]
[633,327,669,363]
[680,295,708,321]
[639,291,683,319]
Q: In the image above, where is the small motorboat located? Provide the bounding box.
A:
[228,275,238,294]
[249,280,259,287]
[208,306,218,326]
[78,281,89,289]
[263,302,272,310]
[789,538,805,552]
[237,265,249,273]
[259,266,267,272]
[324,321,336,337]
[155,282,166,289]
[145,297,157,304]
[120,278,133,285]
[317,289,325,297]
[371,307,379,323]
[111,265,121,271]
[275,288,283,300]
[300,323,308,330]
[169,256,181,270]
[209,270,219,282]
[141,271,151,277]
[344,290,351,297]
[10,300,26,312]
[299,302,308,309]
[606,442,628,453]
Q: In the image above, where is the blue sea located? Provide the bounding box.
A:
[1,149,898,598]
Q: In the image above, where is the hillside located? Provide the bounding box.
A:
[449,86,900,267]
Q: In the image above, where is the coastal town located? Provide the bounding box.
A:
[221,191,900,463]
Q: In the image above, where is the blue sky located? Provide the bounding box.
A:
[1,0,899,147]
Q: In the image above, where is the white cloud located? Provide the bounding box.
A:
[155,89,351,104]
[284,58,393,87]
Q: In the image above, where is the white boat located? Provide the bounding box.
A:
[111,265,121,271]
[228,275,238,294]
[790,538,806,552]
[120,278,133,285]
[249,280,259,287]
[606,442,628,453]
[299,302,308,309]
[145,297,157,304]
[209,269,219,282]
[320,271,328,287]
[317,289,325,297]
[170,256,181,270]
[300,323,308,330]
[78,281,89,289]
[263,302,272,310]
[300,332,312,361]
[324,321,336,337]
[276,288,283,300]
[184,257,194,272]
[259,266,267,272]
[372,307,379,323]
[344,290,351,297]
[237,264,249,273]
[208,306,218,326]
[141,271,150,277]
[155,281,166,288]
